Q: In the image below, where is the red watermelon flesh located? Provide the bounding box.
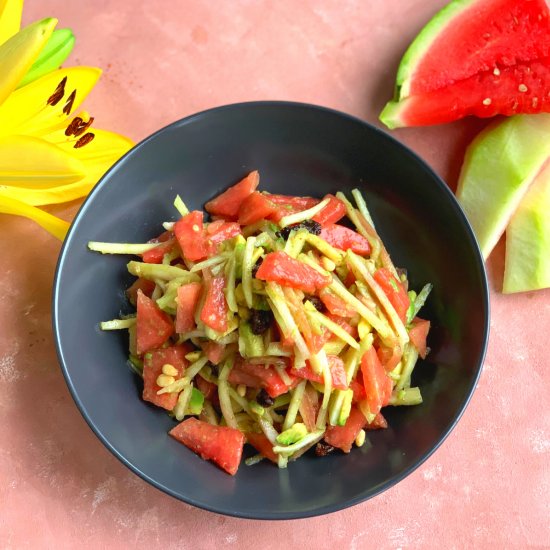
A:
[381,0,550,128]
[399,0,550,98]
[169,418,245,475]
[384,58,550,127]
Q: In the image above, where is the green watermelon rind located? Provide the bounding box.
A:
[456,114,550,259]
[503,164,550,293]
[395,0,477,100]
[379,100,405,130]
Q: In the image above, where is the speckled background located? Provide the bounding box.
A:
[1,1,548,548]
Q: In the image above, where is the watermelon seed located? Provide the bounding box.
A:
[518,84,528,93]
[493,67,500,76]
[482,98,492,106]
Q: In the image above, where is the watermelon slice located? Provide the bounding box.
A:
[380,0,550,128]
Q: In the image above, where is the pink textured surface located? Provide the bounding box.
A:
[1,0,549,547]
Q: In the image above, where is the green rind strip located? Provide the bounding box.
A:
[503,163,550,293]
[379,100,405,130]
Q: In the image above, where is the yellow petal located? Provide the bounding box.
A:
[0,194,69,240]
[43,126,133,185]
[0,129,133,205]
[0,17,56,106]
[0,135,85,188]
[0,0,23,44]
[0,178,94,205]
[52,127,134,162]
[0,66,101,137]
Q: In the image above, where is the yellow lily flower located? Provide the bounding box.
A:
[0,0,23,44]
[0,2,134,241]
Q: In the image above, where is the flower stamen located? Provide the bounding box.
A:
[65,116,95,137]
[65,116,82,136]
[47,77,67,106]
[74,116,94,137]
[74,132,95,148]
[63,90,77,115]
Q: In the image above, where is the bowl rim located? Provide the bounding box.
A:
[52,100,490,520]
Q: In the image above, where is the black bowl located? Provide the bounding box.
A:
[52,102,489,519]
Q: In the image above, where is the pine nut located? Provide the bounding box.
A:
[156,374,175,387]
[162,363,178,376]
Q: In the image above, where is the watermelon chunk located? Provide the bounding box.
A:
[201,341,227,365]
[175,282,202,333]
[377,344,403,373]
[174,210,209,262]
[360,346,393,417]
[126,278,155,306]
[245,432,278,463]
[238,191,276,224]
[290,355,348,390]
[255,251,331,294]
[141,231,174,264]
[319,288,356,318]
[365,412,388,431]
[205,171,259,219]
[196,375,219,405]
[204,221,242,256]
[200,275,229,333]
[169,418,245,475]
[227,360,292,398]
[136,290,174,355]
[409,317,431,359]
[324,406,367,453]
[380,0,550,127]
[312,194,346,226]
[142,345,189,410]
[320,224,371,256]
[266,194,320,222]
